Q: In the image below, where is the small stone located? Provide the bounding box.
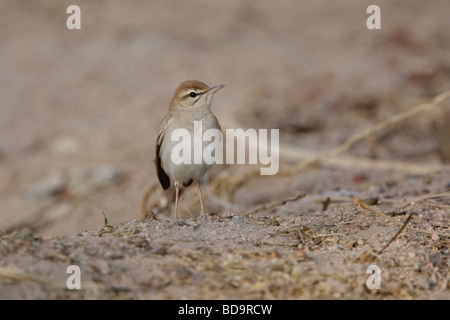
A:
[44,202,72,222]
[67,165,125,196]
[176,265,193,279]
[50,137,79,155]
[15,227,34,241]
[26,173,69,199]
[105,251,124,260]
[153,247,168,255]
[132,238,152,250]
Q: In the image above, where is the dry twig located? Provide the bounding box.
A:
[212,90,450,199]
[378,213,414,255]
[245,192,307,216]
[354,198,450,238]
[0,267,60,286]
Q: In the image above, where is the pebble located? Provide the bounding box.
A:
[67,165,124,197]
[50,137,79,155]
[14,227,35,242]
[26,165,125,199]
[44,202,72,222]
[26,172,69,199]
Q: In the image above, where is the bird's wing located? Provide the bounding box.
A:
[155,114,172,190]
[213,114,222,133]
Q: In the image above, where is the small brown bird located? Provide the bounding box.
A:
[155,80,224,220]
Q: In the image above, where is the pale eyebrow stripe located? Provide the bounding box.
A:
[182,90,208,99]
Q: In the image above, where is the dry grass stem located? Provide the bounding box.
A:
[213,90,450,198]
[140,182,160,218]
[245,192,307,216]
[0,267,59,286]
[378,213,415,255]
[311,233,346,239]
[354,198,450,238]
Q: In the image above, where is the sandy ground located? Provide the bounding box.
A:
[0,0,449,299]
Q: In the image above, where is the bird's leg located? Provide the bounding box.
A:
[175,183,180,221]
[198,182,207,221]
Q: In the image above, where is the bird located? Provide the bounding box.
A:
[155,80,224,220]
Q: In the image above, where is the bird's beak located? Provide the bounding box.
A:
[206,84,225,96]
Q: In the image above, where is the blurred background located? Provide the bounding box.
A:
[1,0,449,236]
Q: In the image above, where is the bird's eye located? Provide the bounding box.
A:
[189,92,197,98]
